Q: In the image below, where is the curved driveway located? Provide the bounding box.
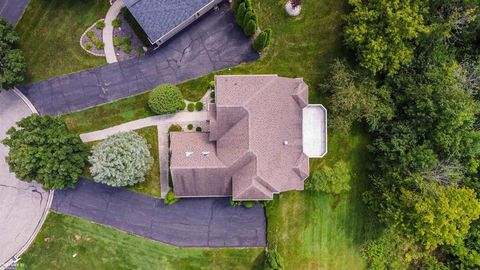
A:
[0,90,51,269]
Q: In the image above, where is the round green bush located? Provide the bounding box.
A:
[112,18,122,28]
[243,201,255,208]
[148,84,185,114]
[179,101,186,110]
[195,102,203,111]
[244,19,257,36]
[210,91,215,98]
[85,43,93,50]
[96,20,105,30]
[89,131,153,187]
[196,127,202,132]
[113,37,121,47]
[187,124,193,130]
[164,190,179,205]
[208,80,215,90]
[187,103,195,112]
[168,124,183,132]
[253,30,270,52]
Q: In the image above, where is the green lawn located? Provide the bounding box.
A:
[15,0,109,83]
[82,126,161,198]
[17,212,264,270]
[266,130,381,270]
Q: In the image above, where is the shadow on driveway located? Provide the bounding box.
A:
[52,179,267,247]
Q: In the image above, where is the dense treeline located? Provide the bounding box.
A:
[329,0,480,268]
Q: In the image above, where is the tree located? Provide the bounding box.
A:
[264,248,284,270]
[243,19,257,36]
[253,30,269,52]
[381,174,480,249]
[2,114,88,190]
[0,19,26,89]
[147,84,185,114]
[305,161,351,194]
[235,2,247,26]
[344,0,430,75]
[89,131,153,187]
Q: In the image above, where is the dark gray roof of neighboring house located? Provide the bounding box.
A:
[124,0,214,43]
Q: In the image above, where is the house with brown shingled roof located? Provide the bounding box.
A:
[170,75,327,201]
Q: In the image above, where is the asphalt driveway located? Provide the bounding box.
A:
[18,2,258,116]
[0,90,51,269]
[52,179,266,247]
[0,0,29,26]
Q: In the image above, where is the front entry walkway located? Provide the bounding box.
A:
[52,179,267,247]
[18,2,258,116]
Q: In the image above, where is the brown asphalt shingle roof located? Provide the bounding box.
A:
[170,75,310,200]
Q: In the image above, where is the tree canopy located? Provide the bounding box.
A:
[2,114,88,189]
[147,84,185,115]
[0,19,26,89]
[89,131,153,187]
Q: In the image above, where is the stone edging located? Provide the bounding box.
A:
[0,90,55,270]
[80,19,106,57]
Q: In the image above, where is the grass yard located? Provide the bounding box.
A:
[17,212,264,270]
[15,0,109,83]
[266,130,381,270]
[82,126,161,198]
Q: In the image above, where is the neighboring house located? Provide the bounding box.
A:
[124,0,224,47]
[170,75,328,201]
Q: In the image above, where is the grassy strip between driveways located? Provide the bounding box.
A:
[15,0,109,83]
[81,126,161,198]
[17,212,264,270]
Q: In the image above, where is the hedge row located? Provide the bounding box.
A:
[233,0,258,36]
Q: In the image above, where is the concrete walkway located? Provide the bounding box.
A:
[81,109,209,197]
[0,0,29,26]
[19,2,258,116]
[103,0,125,64]
[52,179,266,247]
[0,90,52,270]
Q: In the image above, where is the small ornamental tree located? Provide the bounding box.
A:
[89,131,153,187]
[244,19,257,36]
[305,160,351,194]
[236,2,247,26]
[242,10,254,28]
[195,101,203,111]
[2,115,88,190]
[0,19,26,89]
[264,248,284,270]
[148,84,185,114]
[253,29,271,52]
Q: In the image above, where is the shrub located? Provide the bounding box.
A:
[112,18,122,28]
[179,100,186,110]
[123,43,131,53]
[233,0,241,14]
[89,131,153,187]
[86,30,94,39]
[187,124,193,130]
[235,2,247,25]
[136,47,144,55]
[244,19,257,36]
[168,124,183,132]
[244,0,252,8]
[164,190,179,205]
[113,37,120,47]
[230,198,242,206]
[208,80,215,89]
[210,91,215,98]
[85,43,93,50]
[243,201,255,208]
[95,41,105,50]
[242,10,255,28]
[2,115,88,190]
[95,20,105,30]
[305,160,351,194]
[253,30,269,52]
[195,101,203,111]
[187,102,195,112]
[196,127,202,132]
[122,37,131,46]
[148,84,185,114]
[264,249,284,270]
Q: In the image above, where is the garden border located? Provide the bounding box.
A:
[79,19,106,57]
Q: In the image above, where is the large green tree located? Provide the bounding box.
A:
[344,0,430,75]
[0,19,26,89]
[2,115,88,189]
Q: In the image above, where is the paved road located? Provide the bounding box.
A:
[0,0,29,26]
[19,3,258,116]
[52,179,266,247]
[0,90,51,269]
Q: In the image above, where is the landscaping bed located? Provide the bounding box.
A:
[112,15,145,61]
[15,0,110,83]
[82,126,161,198]
[80,20,105,56]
